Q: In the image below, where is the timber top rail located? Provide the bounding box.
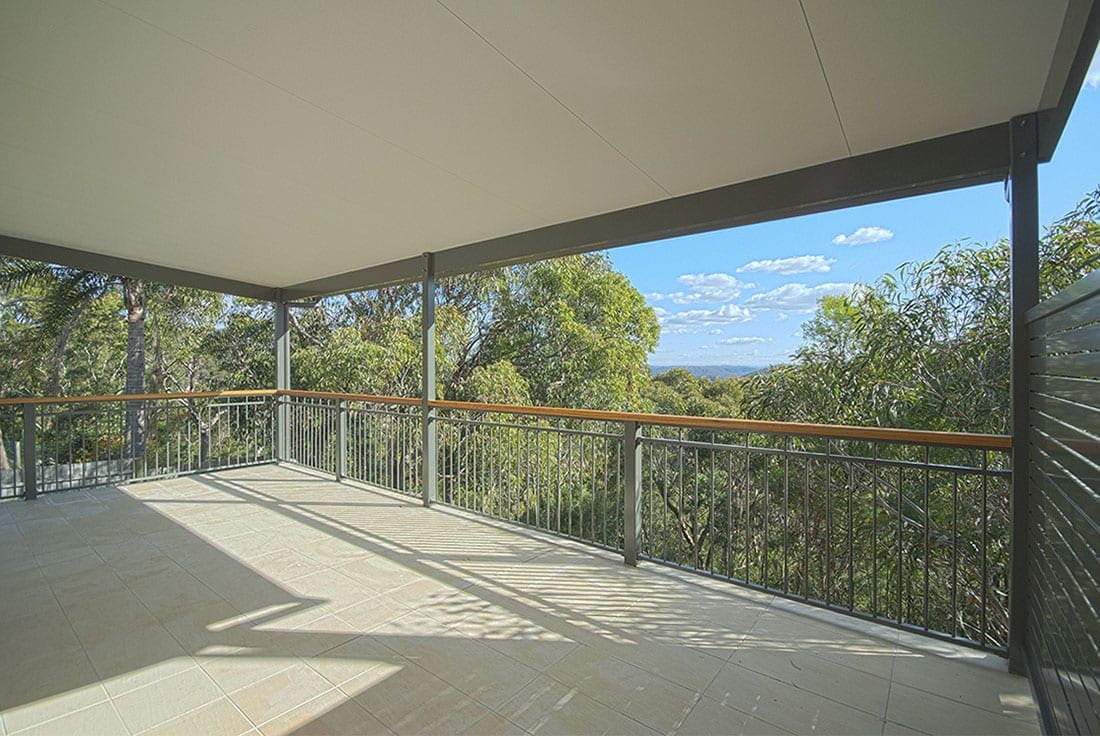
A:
[0,389,278,406]
[1,389,1012,449]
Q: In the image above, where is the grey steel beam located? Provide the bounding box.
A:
[282,256,422,301]
[0,234,276,300]
[421,253,438,507]
[274,296,291,462]
[284,123,1011,299]
[1008,113,1039,675]
[1037,0,1100,162]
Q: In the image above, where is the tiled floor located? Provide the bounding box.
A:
[0,464,1039,735]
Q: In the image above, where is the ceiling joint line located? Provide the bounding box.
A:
[799,0,853,157]
[93,0,536,217]
[436,0,673,197]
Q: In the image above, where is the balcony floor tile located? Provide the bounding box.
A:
[0,464,1039,736]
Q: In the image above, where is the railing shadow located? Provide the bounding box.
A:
[0,464,1014,734]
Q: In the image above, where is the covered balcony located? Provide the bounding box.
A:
[1,461,1036,735]
[2,2,1098,734]
[0,388,1049,734]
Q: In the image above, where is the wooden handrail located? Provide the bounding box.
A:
[278,389,421,406]
[0,389,278,406]
[427,399,1012,449]
[0,388,1011,449]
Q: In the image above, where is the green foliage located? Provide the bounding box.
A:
[644,367,742,417]
[742,187,1100,434]
[482,254,659,410]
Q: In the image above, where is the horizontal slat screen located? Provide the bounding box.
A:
[1027,269,1100,735]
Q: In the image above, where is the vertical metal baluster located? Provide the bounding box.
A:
[603,429,611,546]
[744,435,750,583]
[187,412,193,472]
[515,423,522,523]
[496,420,503,519]
[952,471,959,638]
[578,432,586,540]
[556,426,562,534]
[764,449,770,590]
[662,441,670,562]
[981,450,989,647]
[677,428,685,562]
[848,450,855,611]
[471,419,478,509]
[482,418,488,512]
[897,463,903,624]
[805,450,811,600]
[872,443,879,617]
[591,432,597,546]
[522,423,529,526]
[726,449,733,579]
[693,445,700,566]
[782,437,788,592]
[94,411,101,484]
[826,440,832,607]
[67,406,74,487]
[503,419,510,518]
[531,421,538,527]
[709,445,715,574]
[640,434,650,554]
[482,418,489,514]
[529,422,536,525]
[923,445,930,630]
[530,418,534,521]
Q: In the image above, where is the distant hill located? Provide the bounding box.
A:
[650,365,764,379]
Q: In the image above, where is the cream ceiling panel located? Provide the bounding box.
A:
[803,0,1070,155]
[442,0,849,195]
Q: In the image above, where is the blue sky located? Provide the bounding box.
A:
[610,52,1100,369]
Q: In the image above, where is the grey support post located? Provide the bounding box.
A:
[274,294,291,463]
[21,403,36,500]
[336,399,348,481]
[1008,113,1039,674]
[623,421,642,565]
[421,253,438,507]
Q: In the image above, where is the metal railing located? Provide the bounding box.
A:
[437,407,625,550]
[0,388,1012,651]
[429,399,1012,651]
[0,391,276,499]
[282,391,421,497]
[638,426,1010,649]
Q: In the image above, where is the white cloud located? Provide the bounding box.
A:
[776,312,789,321]
[737,255,835,274]
[831,226,893,246]
[745,282,854,312]
[658,304,755,332]
[649,273,754,304]
[708,328,723,335]
[1087,49,1100,89]
[717,336,770,345]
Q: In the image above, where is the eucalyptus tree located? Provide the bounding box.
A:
[0,261,150,456]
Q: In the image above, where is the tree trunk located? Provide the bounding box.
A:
[0,426,9,471]
[123,278,146,461]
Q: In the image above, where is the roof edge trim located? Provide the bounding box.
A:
[1038,0,1100,161]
